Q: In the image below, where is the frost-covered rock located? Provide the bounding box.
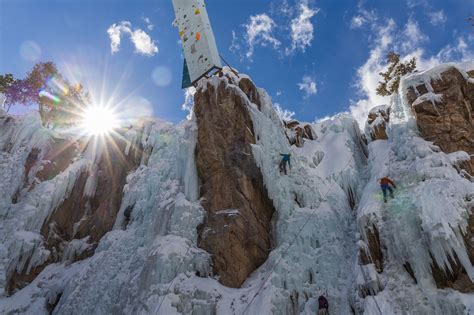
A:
[283,120,316,147]
[0,113,146,295]
[404,64,474,175]
[354,62,474,314]
[365,105,390,141]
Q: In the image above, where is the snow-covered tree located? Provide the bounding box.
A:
[376,52,416,96]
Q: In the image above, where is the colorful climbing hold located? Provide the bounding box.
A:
[195,8,200,15]
[196,32,201,41]
[179,30,184,37]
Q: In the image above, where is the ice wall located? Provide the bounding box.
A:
[1,64,472,315]
[354,67,474,314]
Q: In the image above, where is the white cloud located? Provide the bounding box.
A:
[433,37,473,62]
[244,14,281,59]
[314,114,340,123]
[405,0,447,27]
[428,10,447,26]
[350,7,377,29]
[142,17,154,31]
[229,30,241,54]
[349,14,474,126]
[349,19,396,125]
[298,75,317,98]
[231,1,319,61]
[401,19,428,52]
[274,103,295,121]
[278,0,294,17]
[351,16,366,29]
[107,21,129,54]
[130,29,158,56]
[406,0,428,9]
[288,3,319,53]
[107,21,158,56]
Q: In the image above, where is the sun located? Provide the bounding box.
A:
[80,105,119,136]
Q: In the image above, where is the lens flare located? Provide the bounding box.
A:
[47,76,70,95]
[80,105,118,136]
[39,90,61,104]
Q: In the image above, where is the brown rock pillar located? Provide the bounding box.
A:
[194,77,275,288]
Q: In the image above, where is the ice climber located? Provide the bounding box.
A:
[379,176,396,203]
[123,205,133,227]
[279,153,291,175]
[317,295,329,315]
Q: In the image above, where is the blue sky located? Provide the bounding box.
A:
[1,0,473,124]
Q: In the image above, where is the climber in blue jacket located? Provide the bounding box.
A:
[279,153,291,175]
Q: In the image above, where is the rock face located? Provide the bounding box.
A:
[41,134,142,244]
[406,67,474,174]
[365,105,390,141]
[430,211,474,293]
[194,75,275,288]
[359,225,383,273]
[283,120,316,147]
[6,132,143,294]
[405,66,474,292]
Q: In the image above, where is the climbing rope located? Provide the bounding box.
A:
[219,54,240,78]
[242,158,354,314]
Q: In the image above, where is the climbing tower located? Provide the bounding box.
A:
[172,0,222,88]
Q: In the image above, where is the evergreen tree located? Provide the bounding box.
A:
[0,74,16,94]
[0,74,17,111]
[376,52,416,96]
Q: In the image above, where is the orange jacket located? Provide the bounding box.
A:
[380,177,396,187]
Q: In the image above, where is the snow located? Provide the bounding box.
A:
[458,60,474,72]
[368,105,389,116]
[364,105,389,142]
[0,93,5,110]
[62,237,92,264]
[1,63,473,314]
[412,92,443,107]
[448,151,471,166]
[215,209,240,216]
[403,62,473,100]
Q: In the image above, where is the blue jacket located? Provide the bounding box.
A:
[280,154,291,166]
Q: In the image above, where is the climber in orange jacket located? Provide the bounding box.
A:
[379,176,396,203]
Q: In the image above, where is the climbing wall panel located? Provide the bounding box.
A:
[172,0,222,85]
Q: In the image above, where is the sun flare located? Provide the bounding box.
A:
[80,105,119,136]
